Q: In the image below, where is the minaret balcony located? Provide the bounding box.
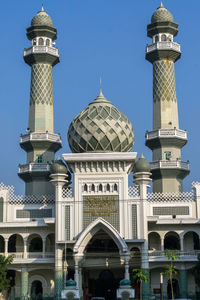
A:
[146,41,181,63]
[146,129,187,149]
[150,160,190,172]
[146,41,181,53]
[18,163,51,180]
[24,45,59,57]
[20,132,62,151]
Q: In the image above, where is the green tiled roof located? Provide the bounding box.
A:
[151,6,173,24]
[68,91,134,153]
[31,9,53,27]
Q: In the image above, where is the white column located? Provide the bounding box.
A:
[24,238,28,259]
[180,237,184,252]
[161,238,164,252]
[74,263,79,288]
[124,258,130,280]
[4,238,8,257]
[42,238,46,258]
[79,267,83,296]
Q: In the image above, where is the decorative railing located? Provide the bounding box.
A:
[62,187,73,199]
[146,129,187,140]
[2,252,54,259]
[20,133,62,144]
[24,46,59,57]
[150,160,190,171]
[18,163,51,174]
[148,250,200,258]
[147,191,195,202]
[128,186,139,198]
[146,41,181,53]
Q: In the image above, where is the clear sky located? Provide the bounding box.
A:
[0,0,199,194]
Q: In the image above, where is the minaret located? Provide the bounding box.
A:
[145,3,190,193]
[18,7,62,196]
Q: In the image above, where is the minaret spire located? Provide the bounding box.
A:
[41,4,44,11]
[18,9,62,196]
[145,6,190,193]
[160,1,164,7]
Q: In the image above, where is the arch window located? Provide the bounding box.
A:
[28,236,43,252]
[161,34,167,42]
[32,39,37,46]
[31,280,43,300]
[106,184,110,192]
[155,35,159,43]
[99,184,103,192]
[164,232,180,250]
[38,38,44,46]
[114,184,118,192]
[91,184,95,192]
[46,39,50,46]
[84,184,88,192]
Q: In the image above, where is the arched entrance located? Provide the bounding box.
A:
[31,280,43,300]
[95,270,118,300]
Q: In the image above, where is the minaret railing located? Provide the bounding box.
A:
[146,41,181,53]
[24,45,59,57]
[20,132,62,143]
[150,160,190,171]
[146,129,187,140]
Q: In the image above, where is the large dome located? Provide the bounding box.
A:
[151,4,174,24]
[68,91,134,153]
[31,7,53,27]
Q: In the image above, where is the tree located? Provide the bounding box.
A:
[0,255,14,294]
[132,268,149,300]
[193,253,200,288]
[164,250,179,300]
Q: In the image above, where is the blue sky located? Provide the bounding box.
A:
[0,0,199,194]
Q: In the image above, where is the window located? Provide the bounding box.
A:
[155,35,159,43]
[99,184,103,192]
[38,38,44,46]
[164,152,171,161]
[36,155,43,163]
[106,184,110,192]
[114,184,118,192]
[46,39,50,46]
[84,184,88,192]
[32,39,37,46]
[161,34,167,42]
[91,184,95,192]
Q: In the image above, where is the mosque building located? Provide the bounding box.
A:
[0,3,200,300]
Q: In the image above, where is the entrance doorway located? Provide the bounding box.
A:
[31,280,43,300]
[167,279,179,299]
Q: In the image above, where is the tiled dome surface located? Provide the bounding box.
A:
[31,10,53,27]
[68,92,134,153]
[151,6,173,23]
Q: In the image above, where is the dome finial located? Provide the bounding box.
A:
[160,1,164,8]
[99,77,103,94]
[41,4,44,12]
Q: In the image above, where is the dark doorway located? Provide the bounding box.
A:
[95,270,118,300]
[31,280,43,300]
[167,278,179,299]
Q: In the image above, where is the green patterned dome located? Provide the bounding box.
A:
[151,4,173,24]
[51,157,68,174]
[66,279,76,287]
[31,7,53,27]
[120,279,131,286]
[68,91,134,153]
[134,154,151,173]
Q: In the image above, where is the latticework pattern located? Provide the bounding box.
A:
[128,186,139,198]
[68,92,134,153]
[31,11,53,27]
[9,194,55,205]
[62,187,73,199]
[147,191,195,202]
[151,7,173,23]
[30,64,53,105]
[153,60,177,103]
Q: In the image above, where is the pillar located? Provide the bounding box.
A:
[79,267,83,297]
[5,238,8,256]
[180,237,184,252]
[124,257,130,280]
[179,269,188,298]
[141,243,150,299]
[161,238,164,252]
[55,246,63,300]
[21,268,29,300]
[42,238,46,258]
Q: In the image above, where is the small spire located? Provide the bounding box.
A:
[160,1,164,7]
[100,77,102,93]
[41,4,44,12]
[140,153,145,159]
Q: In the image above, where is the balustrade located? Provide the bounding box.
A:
[24,45,59,57]
[146,41,181,53]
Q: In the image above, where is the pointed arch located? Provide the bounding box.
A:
[73,218,128,255]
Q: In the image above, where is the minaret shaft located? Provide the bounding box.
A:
[29,63,54,133]
[153,60,179,130]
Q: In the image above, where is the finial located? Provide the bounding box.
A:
[100,77,102,93]
[160,1,164,7]
[41,4,44,12]
[140,153,145,159]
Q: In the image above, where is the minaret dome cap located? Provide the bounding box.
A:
[67,91,134,153]
[134,154,151,173]
[151,4,174,24]
[31,7,53,27]
[50,157,68,174]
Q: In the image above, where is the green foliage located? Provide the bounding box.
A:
[164,250,179,300]
[193,253,200,287]
[132,269,149,283]
[0,255,14,292]
[132,269,149,300]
